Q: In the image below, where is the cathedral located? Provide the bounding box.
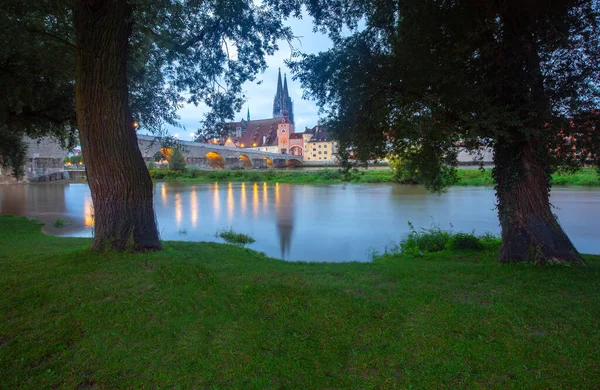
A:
[272,68,294,125]
[221,68,297,154]
[219,68,335,161]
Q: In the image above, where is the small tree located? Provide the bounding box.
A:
[168,147,186,171]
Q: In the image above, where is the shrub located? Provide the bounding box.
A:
[400,222,453,255]
[397,222,499,256]
[149,169,166,179]
[446,232,484,251]
[216,227,255,245]
[478,232,502,248]
[389,156,420,184]
[185,168,202,179]
[168,147,186,171]
[53,218,66,228]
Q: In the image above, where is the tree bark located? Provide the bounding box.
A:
[493,138,584,264]
[74,0,161,251]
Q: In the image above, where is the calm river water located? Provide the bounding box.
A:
[1,182,598,261]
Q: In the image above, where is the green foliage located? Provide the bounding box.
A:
[389,156,419,184]
[399,222,454,255]
[294,1,600,188]
[455,168,599,187]
[397,222,498,256]
[1,0,302,175]
[551,168,600,186]
[0,132,27,178]
[52,218,66,228]
[389,156,457,188]
[1,216,599,388]
[0,1,77,178]
[145,167,600,187]
[168,147,186,171]
[446,233,484,251]
[216,227,255,245]
[455,168,495,186]
[64,155,83,165]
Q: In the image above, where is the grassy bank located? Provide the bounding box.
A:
[456,167,600,186]
[1,215,599,388]
[149,167,600,186]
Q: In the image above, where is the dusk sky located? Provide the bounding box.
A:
[167,11,333,140]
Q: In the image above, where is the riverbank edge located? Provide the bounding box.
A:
[1,215,599,388]
[148,167,600,186]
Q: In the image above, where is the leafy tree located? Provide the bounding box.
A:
[1,1,77,178]
[2,0,296,251]
[168,147,186,171]
[65,154,84,165]
[294,0,600,264]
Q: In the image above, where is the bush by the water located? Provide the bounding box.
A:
[397,222,499,256]
[400,222,452,254]
[216,227,255,245]
[446,232,484,251]
[168,147,186,171]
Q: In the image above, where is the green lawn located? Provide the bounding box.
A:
[148,167,600,186]
[1,215,599,388]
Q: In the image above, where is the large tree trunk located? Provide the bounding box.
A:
[493,138,584,264]
[74,0,161,251]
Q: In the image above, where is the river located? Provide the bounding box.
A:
[0,182,598,261]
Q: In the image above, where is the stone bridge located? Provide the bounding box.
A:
[137,135,302,169]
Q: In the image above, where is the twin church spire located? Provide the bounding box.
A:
[272,68,294,124]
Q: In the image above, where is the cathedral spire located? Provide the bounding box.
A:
[247,107,250,121]
[276,68,283,97]
[273,67,294,124]
[273,68,284,118]
[283,73,289,100]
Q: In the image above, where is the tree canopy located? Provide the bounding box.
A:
[293,0,600,263]
[1,0,298,176]
[295,0,600,182]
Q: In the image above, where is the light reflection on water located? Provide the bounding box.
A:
[0,182,599,261]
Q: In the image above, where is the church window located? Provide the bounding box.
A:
[312,154,316,157]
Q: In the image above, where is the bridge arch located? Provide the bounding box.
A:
[289,145,303,156]
[264,157,273,167]
[286,159,303,167]
[239,155,252,169]
[205,152,225,169]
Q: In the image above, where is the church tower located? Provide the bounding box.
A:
[277,113,293,154]
[272,68,294,124]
